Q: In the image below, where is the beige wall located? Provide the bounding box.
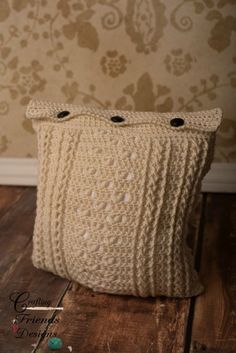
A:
[0,0,235,161]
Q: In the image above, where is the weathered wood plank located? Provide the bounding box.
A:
[190,194,236,353]
[36,197,204,353]
[0,187,70,353]
[37,285,191,353]
[0,187,36,279]
[0,186,26,220]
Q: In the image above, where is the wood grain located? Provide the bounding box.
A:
[0,186,26,220]
[190,194,236,353]
[0,187,36,280]
[0,187,69,353]
[36,284,191,353]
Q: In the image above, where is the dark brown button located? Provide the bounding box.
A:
[111,115,124,123]
[57,111,70,118]
[170,117,184,127]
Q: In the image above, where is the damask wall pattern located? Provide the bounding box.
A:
[0,0,235,161]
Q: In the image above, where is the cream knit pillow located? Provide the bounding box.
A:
[25,98,222,298]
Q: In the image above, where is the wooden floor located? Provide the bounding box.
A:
[0,186,235,353]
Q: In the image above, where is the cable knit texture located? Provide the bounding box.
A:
[25,98,222,298]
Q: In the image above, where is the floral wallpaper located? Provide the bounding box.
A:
[0,0,236,161]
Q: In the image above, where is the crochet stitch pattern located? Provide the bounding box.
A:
[25,98,222,297]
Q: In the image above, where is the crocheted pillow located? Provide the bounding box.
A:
[25,98,222,298]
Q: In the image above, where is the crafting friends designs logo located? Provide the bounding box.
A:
[9,291,63,339]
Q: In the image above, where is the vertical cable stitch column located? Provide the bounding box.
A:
[168,138,191,296]
[33,125,53,270]
[51,128,81,278]
[149,138,171,296]
[132,140,153,296]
